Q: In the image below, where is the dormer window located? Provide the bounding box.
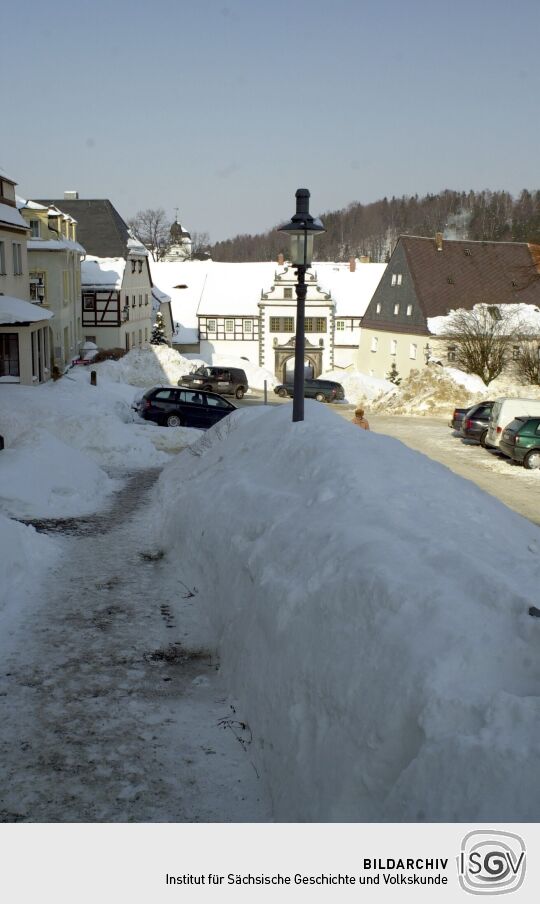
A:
[131,260,136,273]
[376,302,382,313]
[29,219,40,238]
[138,261,143,273]
[391,273,402,286]
[464,249,472,256]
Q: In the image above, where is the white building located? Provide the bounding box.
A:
[0,175,54,385]
[150,258,385,379]
[81,241,153,351]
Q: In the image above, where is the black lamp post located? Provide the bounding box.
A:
[278,189,325,422]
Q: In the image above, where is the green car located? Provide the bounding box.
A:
[499,417,540,469]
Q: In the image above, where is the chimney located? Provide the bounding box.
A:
[277,252,285,265]
[64,190,79,200]
[435,232,443,251]
[349,257,356,272]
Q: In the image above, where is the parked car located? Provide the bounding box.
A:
[132,386,236,429]
[486,398,540,449]
[274,378,345,403]
[459,401,494,446]
[178,366,248,399]
[499,417,540,468]
[450,407,469,431]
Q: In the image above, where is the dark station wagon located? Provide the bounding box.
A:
[274,377,345,403]
[499,416,540,469]
[133,386,236,429]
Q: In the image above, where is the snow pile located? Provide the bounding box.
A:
[0,375,199,518]
[208,353,278,391]
[0,513,57,625]
[0,428,116,519]
[95,345,195,388]
[320,367,394,403]
[371,366,488,415]
[155,402,540,821]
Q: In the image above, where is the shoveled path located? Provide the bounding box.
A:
[0,470,269,822]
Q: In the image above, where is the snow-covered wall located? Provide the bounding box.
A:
[156,403,540,821]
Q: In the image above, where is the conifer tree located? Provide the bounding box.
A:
[151,312,168,345]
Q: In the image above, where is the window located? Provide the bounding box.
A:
[305,318,327,332]
[154,389,175,401]
[131,260,136,273]
[244,319,253,334]
[145,328,148,342]
[85,335,96,343]
[12,242,22,275]
[139,294,142,306]
[393,304,400,315]
[132,295,136,308]
[0,333,19,377]
[447,345,457,362]
[371,336,378,352]
[0,241,5,274]
[410,343,417,360]
[63,270,69,300]
[225,319,234,332]
[206,395,229,409]
[270,317,294,332]
[29,219,40,238]
[376,302,381,314]
[284,287,293,299]
[336,320,345,331]
[83,295,95,311]
[391,273,402,287]
[390,339,397,355]
[138,330,142,345]
[144,293,149,305]
[207,319,217,332]
[406,305,413,316]
[138,261,143,273]
[30,273,46,303]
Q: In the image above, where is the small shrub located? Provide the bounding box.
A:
[93,347,127,363]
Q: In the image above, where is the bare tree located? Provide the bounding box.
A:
[513,340,540,384]
[190,230,210,254]
[128,208,172,261]
[441,305,523,384]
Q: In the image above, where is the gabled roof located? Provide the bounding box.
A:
[401,235,540,318]
[34,198,131,258]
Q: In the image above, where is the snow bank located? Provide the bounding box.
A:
[320,367,394,403]
[0,374,200,518]
[0,428,116,518]
[94,345,194,388]
[371,365,540,416]
[0,513,58,632]
[155,403,540,821]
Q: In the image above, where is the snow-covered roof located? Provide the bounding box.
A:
[16,198,48,212]
[149,260,386,331]
[127,234,149,256]
[28,239,86,254]
[81,256,126,289]
[0,296,54,324]
[428,302,540,335]
[314,262,386,316]
[0,202,28,231]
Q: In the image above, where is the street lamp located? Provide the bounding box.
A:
[278,189,325,422]
[424,342,432,364]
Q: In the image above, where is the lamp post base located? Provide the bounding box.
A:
[292,265,307,423]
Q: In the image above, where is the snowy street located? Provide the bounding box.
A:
[0,467,269,823]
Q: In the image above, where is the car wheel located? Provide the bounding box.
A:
[479,430,488,448]
[315,392,326,403]
[524,449,540,470]
[166,413,183,428]
[235,387,245,399]
[277,388,287,398]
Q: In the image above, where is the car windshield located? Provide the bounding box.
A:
[193,366,211,377]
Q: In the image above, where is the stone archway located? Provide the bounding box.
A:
[274,337,323,380]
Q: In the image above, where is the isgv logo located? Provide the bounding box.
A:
[458,830,526,895]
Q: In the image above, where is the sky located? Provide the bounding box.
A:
[3,0,540,242]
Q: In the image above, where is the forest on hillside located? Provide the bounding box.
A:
[209,189,540,263]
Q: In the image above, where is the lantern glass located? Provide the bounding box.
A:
[290,232,314,266]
